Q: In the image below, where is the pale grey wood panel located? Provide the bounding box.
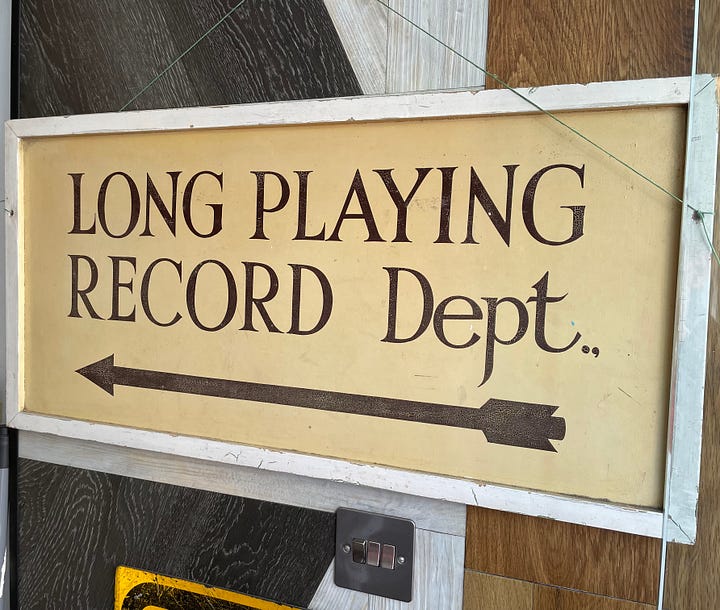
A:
[368,530,465,610]
[309,560,370,610]
[324,0,388,94]
[18,431,466,536]
[386,0,488,93]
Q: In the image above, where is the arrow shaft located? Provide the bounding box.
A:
[117,365,486,430]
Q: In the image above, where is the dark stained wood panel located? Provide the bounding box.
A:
[17,459,335,609]
[15,3,355,607]
[533,586,655,610]
[485,0,694,88]
[159,0,362,107]
[465,508,661,604]
[18,0,362,117]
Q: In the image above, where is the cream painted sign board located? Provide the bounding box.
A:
[6,78,718,538]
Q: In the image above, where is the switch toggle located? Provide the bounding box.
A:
[366,541,381,567]
[351,538,366,564]
[380,544,396,570]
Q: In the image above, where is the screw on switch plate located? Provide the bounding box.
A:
[334,508,414,602]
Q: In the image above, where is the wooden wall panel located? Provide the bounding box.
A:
[15,2,360,608]
[15,0,720,608]
[533,587,654,610]
[386,0,487,92]
[18,0,362,117]
[324,0,388,94]
[470,0,720,608]
[466,508,660,604]
[17,459,335,609]
[463,572,657,610]
[485,0,693,88]
[463,572,532,610]
[697,0,719,74]
[325,0,489,95]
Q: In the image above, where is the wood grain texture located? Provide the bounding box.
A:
[469,3,703,606]
[309,560,369,610]
[463,571,532,610]
[324,0,387,94]
[485,0,694,88]
[16,459,335,609]
[368,530,464,610]
[18,0,362,117]
[16,4,356,606]
[533,587,655,610]
[697,0,720,74]
[386,0,487,93]
[18,431,466,537]
[465,508,660,604]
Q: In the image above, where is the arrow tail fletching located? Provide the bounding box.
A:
[478,399,566,452]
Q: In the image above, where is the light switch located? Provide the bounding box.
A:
[381,544,396,570]
[351,538,366,564]
[366,541,381,567]
[335,508,415,602]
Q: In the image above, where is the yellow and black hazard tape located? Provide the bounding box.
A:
[115,566,303,610]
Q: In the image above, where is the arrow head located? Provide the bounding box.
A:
[76,355,116,395]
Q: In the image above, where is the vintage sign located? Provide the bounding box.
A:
[114,566,299,609]
[7,78,716,521]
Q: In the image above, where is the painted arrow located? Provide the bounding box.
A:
[77,355,566,452]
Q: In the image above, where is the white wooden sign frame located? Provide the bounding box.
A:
[5,76,718,543]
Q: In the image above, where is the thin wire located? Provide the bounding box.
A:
[374,0,692,209]
[119,0,250,111]
[116,0,717,264]
[375,0,720,265]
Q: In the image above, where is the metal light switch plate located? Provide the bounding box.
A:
[334,508,414,602]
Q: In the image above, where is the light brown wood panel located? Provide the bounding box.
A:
[698,0,720,74]
[473,1,719,609]
[533,586,655,610]
[485,0,693,88]
[464,571,532,610]
[465,508,660,604]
